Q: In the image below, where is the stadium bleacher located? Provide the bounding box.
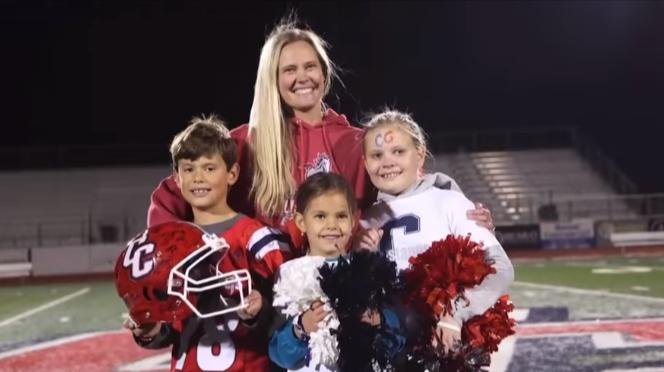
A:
[433,148,639,225]
[0,166,169,249]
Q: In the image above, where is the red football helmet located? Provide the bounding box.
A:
[114,221,252,326]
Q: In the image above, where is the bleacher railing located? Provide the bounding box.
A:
[0,215,142,248]
[497,192,664,225]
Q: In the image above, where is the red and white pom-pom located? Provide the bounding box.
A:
[403,234,495,316]
[463,295,517,353]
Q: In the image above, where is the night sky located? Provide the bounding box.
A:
[2,1,663,192]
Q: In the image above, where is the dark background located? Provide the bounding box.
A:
[2,1,663,192]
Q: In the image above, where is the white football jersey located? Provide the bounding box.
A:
[361,188,498,270]
[361,187,513,321]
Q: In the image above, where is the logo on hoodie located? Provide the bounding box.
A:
[304,153,331,178]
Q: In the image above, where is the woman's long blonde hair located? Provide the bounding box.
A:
[248,20,335,217]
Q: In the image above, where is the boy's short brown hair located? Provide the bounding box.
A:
[170,114,237,170]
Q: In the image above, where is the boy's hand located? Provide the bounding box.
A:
[237,290,263,320]
[355,228,383,251]
[123,318,161,339]
[432,313,462,354]
[466,202,495,234]
[301,300,330,334]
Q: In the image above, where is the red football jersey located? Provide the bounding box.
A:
[160,215,290,372]
[216,215,292,279]
[168,313,267,372]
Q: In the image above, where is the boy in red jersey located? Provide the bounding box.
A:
[126,115,291,372]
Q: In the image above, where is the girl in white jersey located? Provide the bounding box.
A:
[356,109,514,354]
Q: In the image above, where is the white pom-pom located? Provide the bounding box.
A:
[273,256,328,317]
[273,256,341,369]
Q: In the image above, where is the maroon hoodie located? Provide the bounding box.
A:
[147,109,376,231]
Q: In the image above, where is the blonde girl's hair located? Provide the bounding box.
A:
[248,18,336,217]
[362,109,430,158]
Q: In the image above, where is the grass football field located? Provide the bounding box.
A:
[2,254,664,371]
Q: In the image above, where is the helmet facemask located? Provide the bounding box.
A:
[168,233,252,319]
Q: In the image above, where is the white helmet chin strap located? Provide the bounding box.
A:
[168,234,252,319]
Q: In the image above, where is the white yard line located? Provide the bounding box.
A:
[513,281,664,303]
[0,287,90,327]
[516,317,664,330]
[0,329,123,360]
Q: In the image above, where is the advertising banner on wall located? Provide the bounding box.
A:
[495,224,541,250]
[540,219,595,249]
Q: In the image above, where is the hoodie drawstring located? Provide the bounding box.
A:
[321,113,340,174]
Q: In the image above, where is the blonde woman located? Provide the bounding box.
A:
[148,20,494,251]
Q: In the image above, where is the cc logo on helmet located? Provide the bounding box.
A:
[122,230,156,279]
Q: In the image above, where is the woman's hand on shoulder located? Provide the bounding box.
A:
[466,202,495,234]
